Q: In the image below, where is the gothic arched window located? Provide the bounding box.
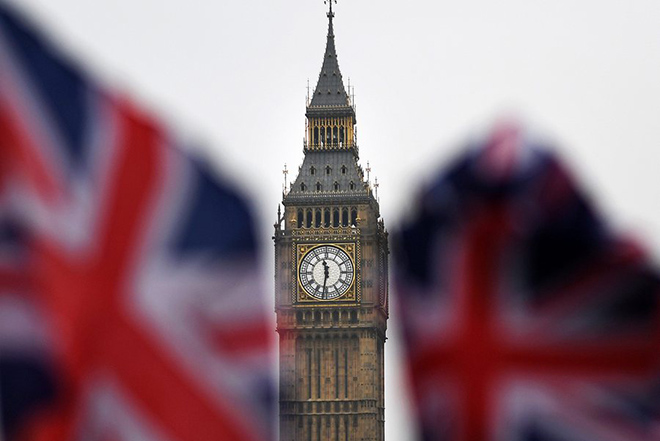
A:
[341,165,347,174]
[316,182,322,192]
[351,208,358,226]
[334,182,340,191]
[326,166,331,175]
[349,181,355,190]
[300,182,306,192]
[333,209,340,227]
[306,209,312,228]
[342,208,349,226]
[324,208,331,227]
[297,209,303,228]
[310,166,316,175]
[315,209,322,228]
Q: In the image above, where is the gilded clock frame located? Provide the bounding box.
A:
[294,241,360,305]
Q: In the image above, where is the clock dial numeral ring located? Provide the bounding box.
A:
[299,244,354,300]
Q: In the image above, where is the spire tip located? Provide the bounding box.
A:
[324,0,336,19]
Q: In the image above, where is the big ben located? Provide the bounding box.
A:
[274,2,388,441]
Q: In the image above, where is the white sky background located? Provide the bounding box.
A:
[8,0,660,439]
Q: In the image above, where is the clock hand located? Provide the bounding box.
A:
[322,261,329,299]
[322,261,329,284]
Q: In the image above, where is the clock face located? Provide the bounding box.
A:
[299,245,355,300]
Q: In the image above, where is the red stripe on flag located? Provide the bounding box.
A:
[0,265,31,291]
[0,100,62,201]
[212,321,272,355]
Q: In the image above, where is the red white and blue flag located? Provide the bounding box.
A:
[393,123,660,441]
[0,4,273,441]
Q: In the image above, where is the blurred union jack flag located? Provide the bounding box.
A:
[393,123,660,441]
[0,4,272,441]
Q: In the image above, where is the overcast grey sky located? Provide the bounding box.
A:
[10,0,660,438]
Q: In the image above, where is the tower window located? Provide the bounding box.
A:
[351,208,358,226]
[333,209,339,227]
[316,182,322,192]
[320,127,325,146]
[341,165,347,174]
[342,208,348,226]
[333,126,338,145]
[339,127,345,144]
[314,127,319,146]
[306,209,312,228]
[315,209,322,228]
[334,182,340,191]
[349,181,355,190]
[324,208,331,228]
[297,209,303,228]
[310,166,316,175]
[300,183,306,192]
[326,166,331,175]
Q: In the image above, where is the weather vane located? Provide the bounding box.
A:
[324,0,336,17]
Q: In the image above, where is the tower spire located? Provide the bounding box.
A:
[306,0,356,152]
[308,0,350,110]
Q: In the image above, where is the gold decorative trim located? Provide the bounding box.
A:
[291,227,359,237]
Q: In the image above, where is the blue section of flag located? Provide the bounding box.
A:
[0,356,58,439]
[173,162,258,260]
[0,6,89,167]
[395,146,607,298]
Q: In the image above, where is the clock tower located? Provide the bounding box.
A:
[274,3,388,441]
